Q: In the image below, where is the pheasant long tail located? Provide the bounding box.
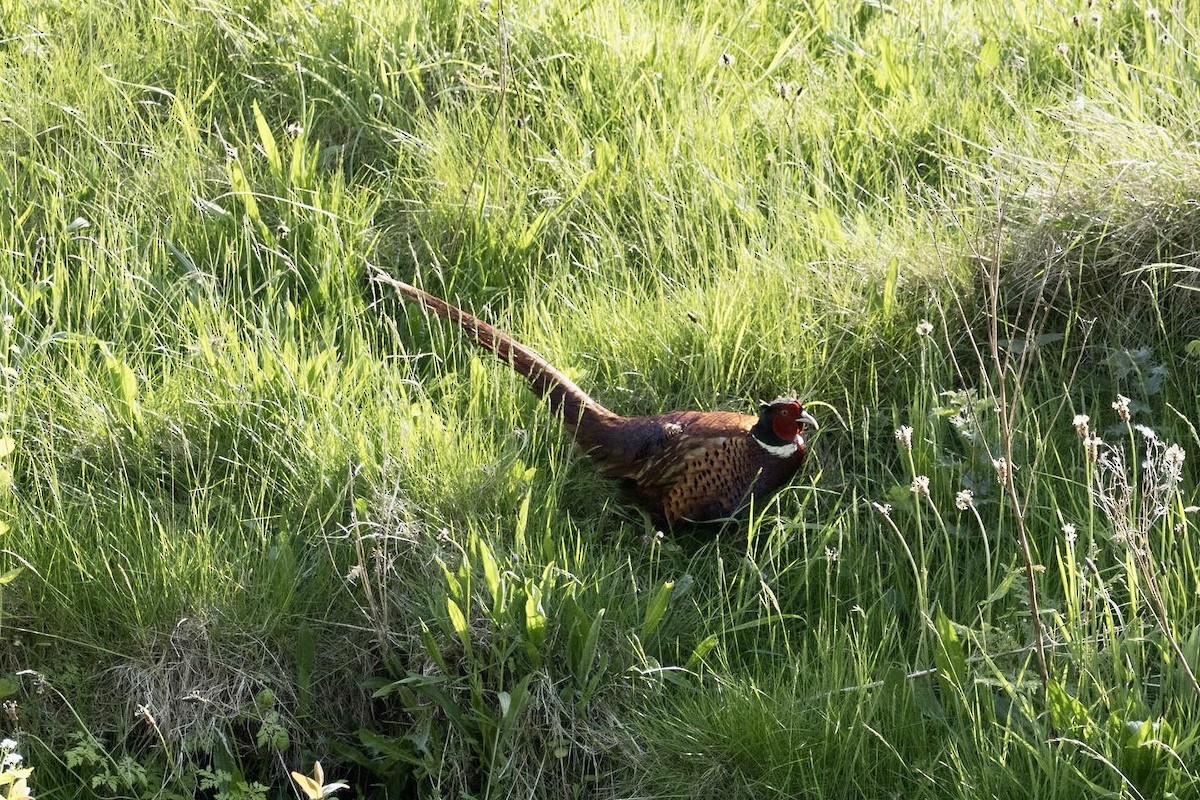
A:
[374,272,618,440]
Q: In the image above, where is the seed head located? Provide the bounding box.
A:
[1164,443,1186,483]
[895,426,913,451]
[1063,522,1078,545]
[916,320,934,337]
[1112,394,1131,422]
[1073,414,1090,439]
[955,489,974,510]
[910,475,931,497]
[992,456,1011,485]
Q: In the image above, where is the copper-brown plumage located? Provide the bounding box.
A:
[374,272,816,526]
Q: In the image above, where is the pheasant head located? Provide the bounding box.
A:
[750,398,818,457]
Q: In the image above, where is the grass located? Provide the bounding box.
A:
[2,0,1200,797]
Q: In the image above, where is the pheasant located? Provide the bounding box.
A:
[373,272,817,527]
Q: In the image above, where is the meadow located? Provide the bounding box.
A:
[2,0,1199,797]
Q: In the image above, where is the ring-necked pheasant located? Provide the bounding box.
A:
[373,272,817,527]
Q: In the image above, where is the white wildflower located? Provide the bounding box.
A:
[872,502,892,517]
[916,320,934,337]
[895,425,913,451]
[955,489,974,510]
[1072,414,1090,438]
[911,475,931,497]
[1063,523,1078,545]
[1112,394,1131,422]
[1163,443,1185,483]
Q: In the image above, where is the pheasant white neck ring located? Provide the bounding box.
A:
[754,434,803,458]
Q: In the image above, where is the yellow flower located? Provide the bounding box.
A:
[3,775,32,800]
[290,762,348,800]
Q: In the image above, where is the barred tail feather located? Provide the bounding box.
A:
[374,272,616,437]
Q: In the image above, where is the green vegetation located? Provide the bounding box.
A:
[2,0,1199,797]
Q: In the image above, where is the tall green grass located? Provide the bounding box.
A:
[2,0,1199,797]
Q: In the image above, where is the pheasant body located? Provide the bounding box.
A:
[375,273,815,526]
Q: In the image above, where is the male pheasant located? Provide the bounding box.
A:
[374,272,817,527]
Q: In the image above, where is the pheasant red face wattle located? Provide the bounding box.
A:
[375,272,817,527]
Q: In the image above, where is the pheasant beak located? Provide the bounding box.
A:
[799,411,819,432]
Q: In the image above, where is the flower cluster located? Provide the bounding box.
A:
[0,738,31,800]
[1112,394,1131,422]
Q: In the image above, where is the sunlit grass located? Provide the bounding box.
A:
[1,0,1199,797]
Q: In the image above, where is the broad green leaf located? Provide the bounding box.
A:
[983,567,1021,605]
[228,159,261,222]
[252,99,282,176]
[476,538,502,614]
[571,608,605,681]
[524,583,546,650]
[641,580,673,638]
[976,40,1001,76]
[933,609,968,692]
[446,598,471,655]
[685,634,719,672]
[1047,679,1092,733]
